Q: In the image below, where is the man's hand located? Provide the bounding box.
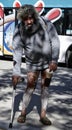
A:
[12,76,24,87]
[49,62,57,72]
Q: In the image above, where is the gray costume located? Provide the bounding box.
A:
[12,5,60,124]
[13,16,60,75]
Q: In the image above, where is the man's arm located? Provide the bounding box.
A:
[12,25,23,86]
[48,21,60,71]
[49,22,60,62]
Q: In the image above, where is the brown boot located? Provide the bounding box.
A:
[40,116,52,125]
[17,114,26,123]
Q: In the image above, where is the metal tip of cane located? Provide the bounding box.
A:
[9,123,12,128]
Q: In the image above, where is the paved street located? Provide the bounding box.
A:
[0,59,72,130]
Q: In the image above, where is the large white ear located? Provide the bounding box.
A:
[0,3,4,19]
[44,8,62,23]
[34,0,45,15]
[13,0,21,8]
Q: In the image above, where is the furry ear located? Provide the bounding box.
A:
[44,8,62,23]
[34,0,45,15]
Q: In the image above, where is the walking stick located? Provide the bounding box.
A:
[9,86,16,128]
[9,77,24,128]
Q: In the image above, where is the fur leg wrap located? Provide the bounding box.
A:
[41,87,49,111]
[22,88,34,109]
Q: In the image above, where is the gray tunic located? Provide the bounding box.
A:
[12,16,60,75]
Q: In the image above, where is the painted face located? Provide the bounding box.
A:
[23,15,34,30]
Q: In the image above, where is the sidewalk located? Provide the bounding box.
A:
[0,60,72,130]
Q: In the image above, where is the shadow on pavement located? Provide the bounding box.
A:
[0,66,72,130]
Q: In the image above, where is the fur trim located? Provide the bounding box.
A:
[17,4,39,21]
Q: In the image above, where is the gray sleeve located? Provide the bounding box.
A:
[12,26,23,76]
[48,21,60,63]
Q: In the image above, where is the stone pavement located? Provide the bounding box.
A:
[0,60,72,130]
